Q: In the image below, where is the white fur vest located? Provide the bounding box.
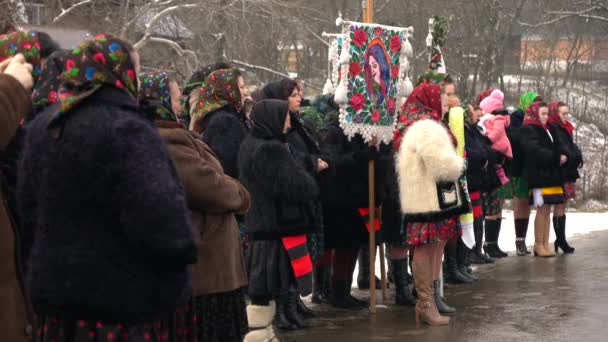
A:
[397,119,467,222]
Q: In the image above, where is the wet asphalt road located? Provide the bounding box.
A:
[281,230,608,342]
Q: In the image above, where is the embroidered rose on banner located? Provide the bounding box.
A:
[339,23,405,143]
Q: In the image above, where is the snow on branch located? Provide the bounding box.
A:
[230,58,323,91]
[145,36,198,73]
[53,0,95,23]
[133,3,197,49]
[517,5,607,27]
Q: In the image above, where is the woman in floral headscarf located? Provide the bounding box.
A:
[143,71,251,341]
[519,101,567,258]
[17,35,196,342]
[189,68,249,179]
[548,101,581,254]
[396,82,467,326]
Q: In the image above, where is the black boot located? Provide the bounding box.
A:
[484,219,508,258]
[470,218,495,264]
[392,259,416,306]
[433,280,456,315]
[275,291,297,330]
[357,247,382,290]
[330,279,364,310]
[296,294,316,319]
[287,287,310,329]
[311,265,331,304]
[515,239,528,256]
[515,218,531,255]
[445,242,474,284]
[386,248,395,285]
[554,216,575,254]
[457,240,478,282]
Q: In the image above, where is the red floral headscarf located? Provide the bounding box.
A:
[48,34,138,129]
[548,101,574,136]
[394,83,445,149]
[523,101,546,129]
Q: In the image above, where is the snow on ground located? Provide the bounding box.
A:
[351,211,608,287]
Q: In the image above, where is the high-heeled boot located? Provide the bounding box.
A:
[553,215,575,254]
[533,214,553,257]
[413,247,450,326]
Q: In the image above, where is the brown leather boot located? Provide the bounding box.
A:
[413,245,450,326]
[533,213,553,257]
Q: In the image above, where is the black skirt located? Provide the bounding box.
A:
[323,206,369,249]
[35,311,180,342]
[246,240,294,298]
[176,289,248,342]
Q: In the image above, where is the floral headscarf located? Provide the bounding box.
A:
[416,70,450,86]
[139,71,177,121]
[475,88,494,106]
[518,91,539,112]
[398,83,443,129]
[189,68,242,131]
[548,101,574,136]
[0,30,42,77]
[523,101,546,128]
[31,50,69,118]
[48,34,138,128]
[394,83,446,149]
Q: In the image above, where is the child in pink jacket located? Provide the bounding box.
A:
[478,89,512,184]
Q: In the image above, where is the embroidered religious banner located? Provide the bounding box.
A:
[334,20,413,143]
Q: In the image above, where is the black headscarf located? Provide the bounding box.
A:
[250,100,289,141]
[253,79,298,101]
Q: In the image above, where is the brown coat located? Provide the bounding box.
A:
[157,121,249,295]
[0,74,34,341]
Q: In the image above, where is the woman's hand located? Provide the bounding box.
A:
[317,158,329,172]
[560,154,568,165]
[1,54,34,91]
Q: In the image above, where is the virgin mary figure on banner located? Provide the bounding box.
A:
[364,38,391,106]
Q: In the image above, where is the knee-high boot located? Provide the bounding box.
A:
[413,245,450,326]
[553,215,575,254]
[357,246,381,290]
[470,218,494,264]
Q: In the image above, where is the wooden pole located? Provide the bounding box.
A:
[368,159,376,313]
[379,242,387,302]
[361,0,378,314]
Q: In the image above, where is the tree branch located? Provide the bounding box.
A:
[133,3,197,49]
[517,6,606,27]
[304,26,329,46]
[53,0,95,23]
[229,58,323,91]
